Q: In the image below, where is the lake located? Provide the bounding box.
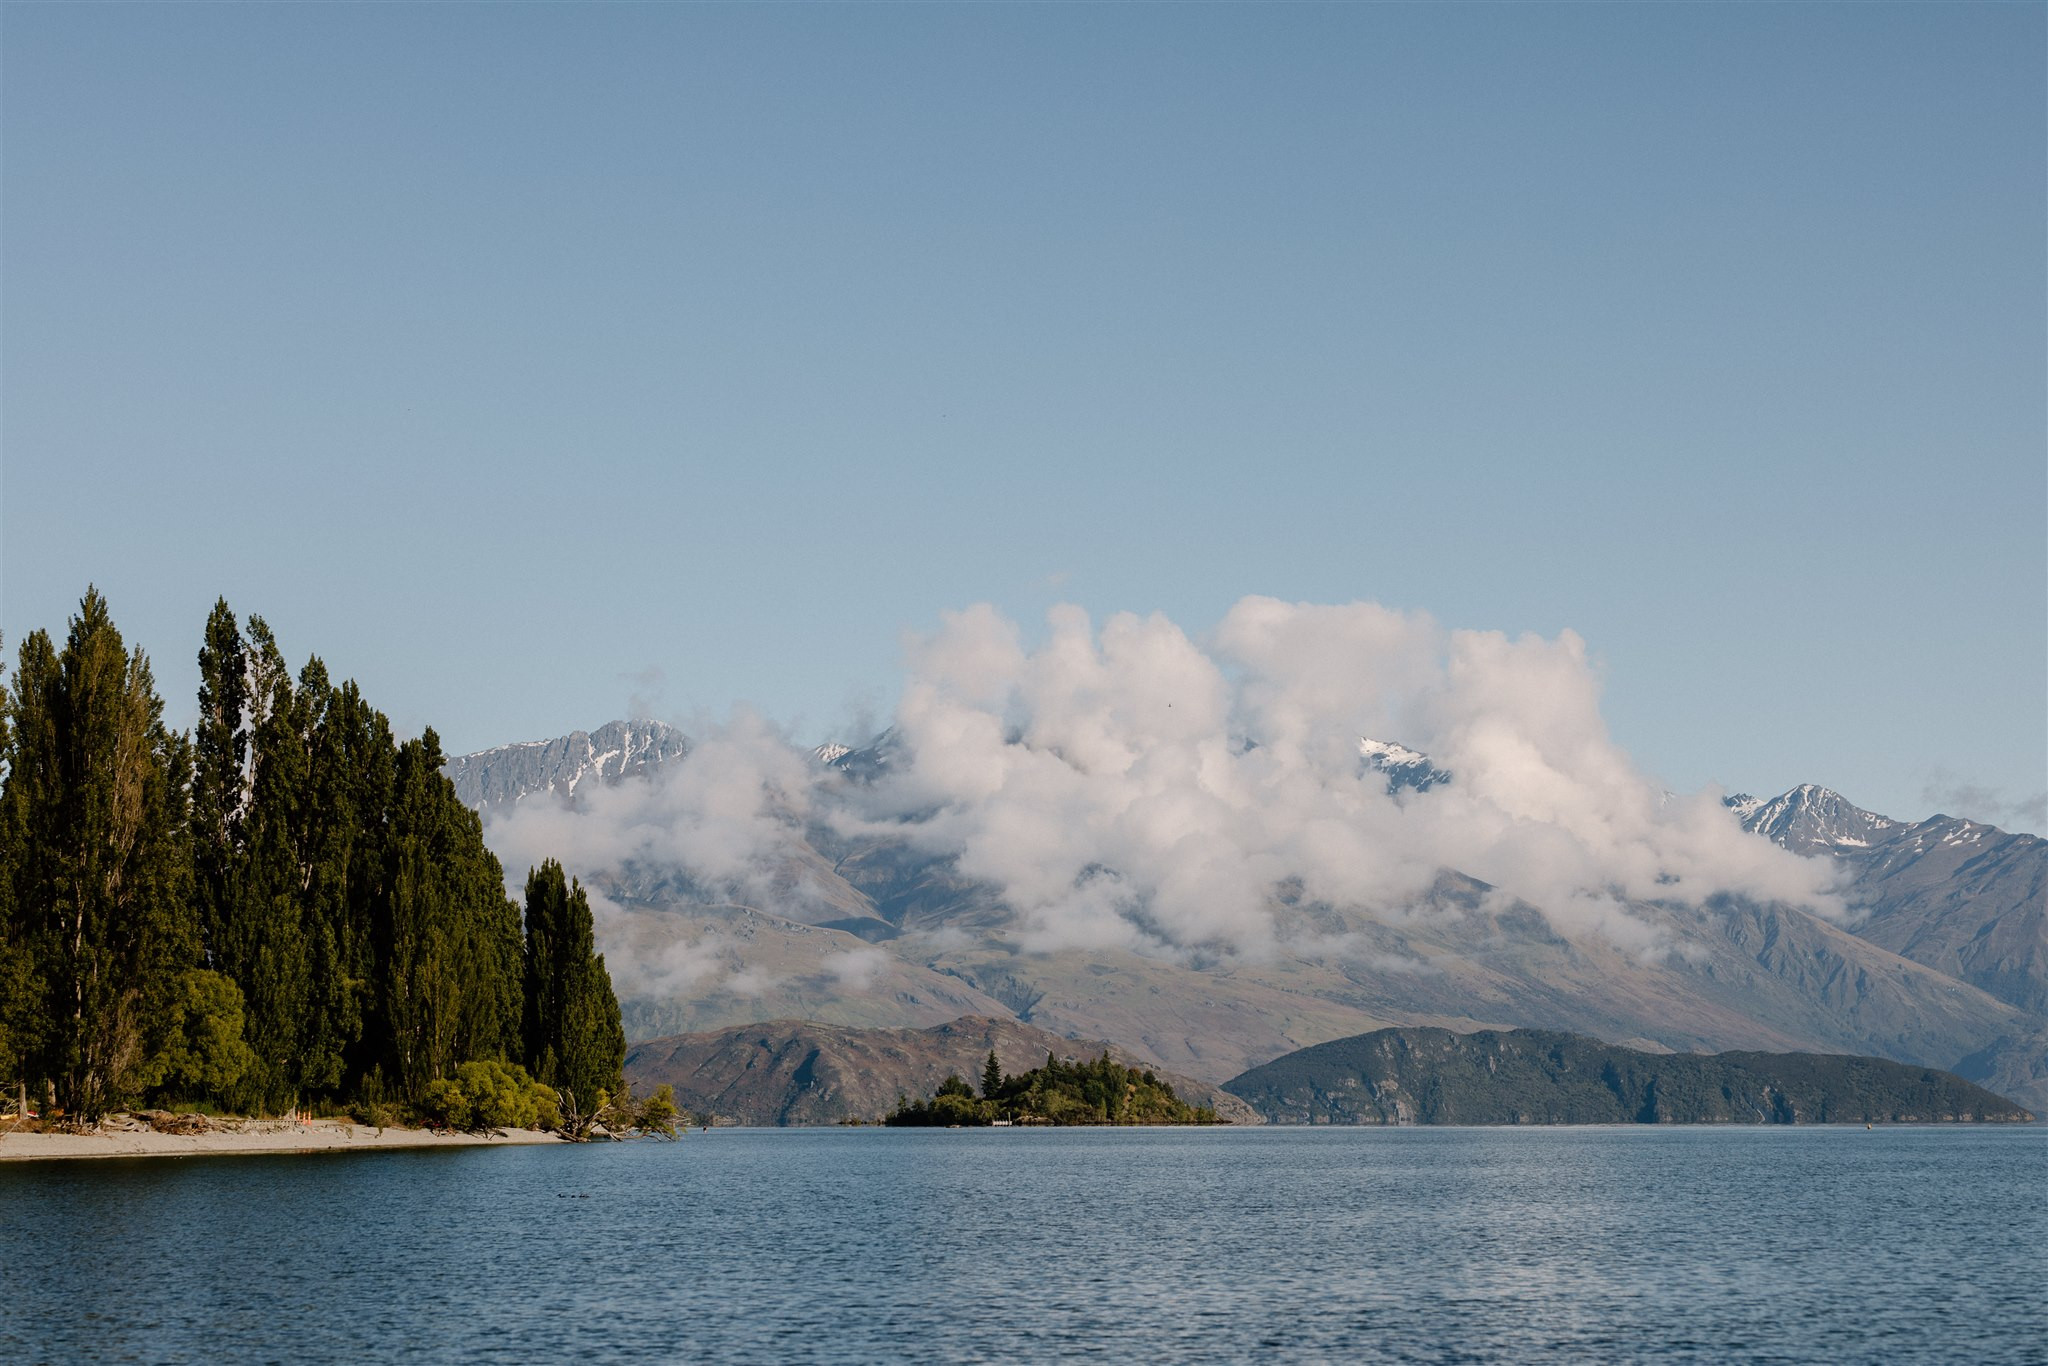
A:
[3,1126,2042,1363]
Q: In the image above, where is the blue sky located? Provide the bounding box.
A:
[3,3,2042,828]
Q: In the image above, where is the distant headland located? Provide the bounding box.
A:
[1222,1027,2037,1125]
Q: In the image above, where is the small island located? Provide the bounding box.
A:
[886,1051,1222,1126]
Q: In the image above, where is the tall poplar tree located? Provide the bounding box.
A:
[2,629,62,1100]
[190,600,248,970]
[0,591,196,1120]
[295,663,380,1097]
[379,729,524,1101]
[324,678,396,1096]
[227,618,314,1111]
[0,638,41,1094]
[522,859,623,1132]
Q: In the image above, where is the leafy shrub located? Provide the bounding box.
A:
[417,1060,560,1132]
[632,1083,681,1139]
[346,1099,402,1129]
[133,970,257,1102]
[419,1078,472,1131]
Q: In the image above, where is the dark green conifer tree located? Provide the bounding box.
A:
[982,1049,1003,1099]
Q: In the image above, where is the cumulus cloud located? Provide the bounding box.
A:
[482,598,1846,975]
[846,598,1842,955]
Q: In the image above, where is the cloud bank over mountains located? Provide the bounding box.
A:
[484,597,1844,970]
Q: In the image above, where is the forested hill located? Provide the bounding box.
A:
[0,590,624,1132]
[1223,1027,2036,1125]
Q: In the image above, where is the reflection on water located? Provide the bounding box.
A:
[3,1126,2042,1363]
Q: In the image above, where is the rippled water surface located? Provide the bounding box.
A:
[3,1126,2042,1363]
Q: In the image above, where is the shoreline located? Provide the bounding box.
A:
[0,1118,561,1162]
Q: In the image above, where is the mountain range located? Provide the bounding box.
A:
[447,724,2048,1113]
[444,719,687,811]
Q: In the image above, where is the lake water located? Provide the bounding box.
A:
[3,1126,2042,1363]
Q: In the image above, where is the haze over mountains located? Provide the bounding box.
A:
[445,699,2047,1116]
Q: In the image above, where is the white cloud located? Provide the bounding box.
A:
[854,598,1843,954]
[480,597,1847,975]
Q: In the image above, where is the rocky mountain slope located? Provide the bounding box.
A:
[1221,1026,2034,1125]
[1726,785,2046,1016]
[443,719,687,812]
[624,1015,1258,1126]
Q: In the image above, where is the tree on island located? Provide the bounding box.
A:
[887,1053,1221,1127]
[981,1050,1003,1099]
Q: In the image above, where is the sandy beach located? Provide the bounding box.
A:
[0,1117,561,1161]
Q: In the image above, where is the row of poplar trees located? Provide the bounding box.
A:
[0,589,624,1125]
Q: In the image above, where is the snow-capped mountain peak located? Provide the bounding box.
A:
[1725,783,1897,854]
[1358,738,1453,795]
[816,730,898,784]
